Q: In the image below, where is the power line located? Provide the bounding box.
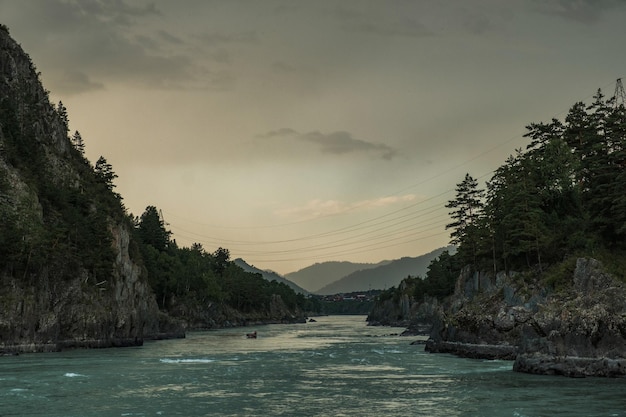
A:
[162,77,624,266]
[168,200,452,258]
[166,190,452,246]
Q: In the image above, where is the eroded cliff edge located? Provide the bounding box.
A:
[0,25,179,352]
[0,26,309,353]
[425,258,626,377]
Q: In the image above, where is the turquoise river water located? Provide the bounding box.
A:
[0,315,625,416]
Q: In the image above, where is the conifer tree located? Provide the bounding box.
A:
[137,206,171,252]
[71,130,85,155]
[446,173,484,266]
[94,156,118,190]
[57,100,69,132]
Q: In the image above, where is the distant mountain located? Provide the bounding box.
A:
[315,246,455,295]
[285,261,388,293]
[233,258,309,295]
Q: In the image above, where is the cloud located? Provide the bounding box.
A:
[1,0,235,94]
[157,29,184,45]
[531,0,626,23]
[194,31,258,46]
[271,60,317,76]
[257,128,299,138]
[258,128,397,160]
[53,70,105,95]
[349,18,432,38]
[302,131,397,159]
[71,0,161,25]
[326,4,432,38]
[275,194,417,220]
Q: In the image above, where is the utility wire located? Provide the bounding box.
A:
[163,78,625,264]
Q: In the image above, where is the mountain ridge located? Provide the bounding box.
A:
[233,258,309,295]
[285,260,389,293]
[316,246,455,294]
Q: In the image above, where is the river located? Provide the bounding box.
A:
[1,315,625,416]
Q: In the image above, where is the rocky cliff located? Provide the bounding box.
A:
[425,258,626,377]
[0,26,309,353]
[367,279,439,335]
[0,25,176,352]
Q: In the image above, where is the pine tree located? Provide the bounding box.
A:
[137,206,171,252]
[446,173,484,266]
[94,156,118,190]
[71,130,85,155]
[57,100,69,132]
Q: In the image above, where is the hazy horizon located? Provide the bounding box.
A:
[1,0,625,274]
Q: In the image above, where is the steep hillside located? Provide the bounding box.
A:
[233,258,309,295]
[0,26,311,352]
[368,87,626,377]
[317,247,453,294]
[0,25,169,352]
[285,261,385,293]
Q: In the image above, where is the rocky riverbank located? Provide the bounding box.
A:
[424,258,626,377]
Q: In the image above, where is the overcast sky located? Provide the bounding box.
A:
[1,0,625,274]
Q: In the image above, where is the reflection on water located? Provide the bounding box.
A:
[0,315,625,416]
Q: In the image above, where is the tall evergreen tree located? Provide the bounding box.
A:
[446,173,484,266]
[71,130,85,155]
[94,156,118,190]
[137,206,171,252]
[57,100,69,132]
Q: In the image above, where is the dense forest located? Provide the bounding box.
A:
[377,87,626,304]
[0,98,318,322]
[134,205,320,316]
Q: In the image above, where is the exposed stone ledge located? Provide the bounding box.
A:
[0,338,146,354]
[0,344,59,354]
[513,353,626,378]
[424,339,517,360]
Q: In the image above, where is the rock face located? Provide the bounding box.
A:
[0,26,309,353]
[513,258,626,377]
[367,282,439,336]
[0,26,176,353]
[0,225,167,353]
[425,258,626,377]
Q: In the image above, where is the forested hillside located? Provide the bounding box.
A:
[372,87,626,313]
[0,26,314,352]
[449,88,626,274]
[369,86,626,377]
[134,206,319,325]
[0,24,161,350]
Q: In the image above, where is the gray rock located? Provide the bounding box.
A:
[425,258,626,377]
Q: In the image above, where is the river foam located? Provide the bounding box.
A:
[159,358,215,364]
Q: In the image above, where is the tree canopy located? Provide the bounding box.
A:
[446,88,626,275]
[374,87,626,311]
[133,206,318,315]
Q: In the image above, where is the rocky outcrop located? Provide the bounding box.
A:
[513,258,626,377]
[367,279,440,335]
[367,294,438,335]
[0,26,311,354]
[425,258,626,377]
[0,25,183,353]
[0,223,176,353]
[424,266,541,359]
